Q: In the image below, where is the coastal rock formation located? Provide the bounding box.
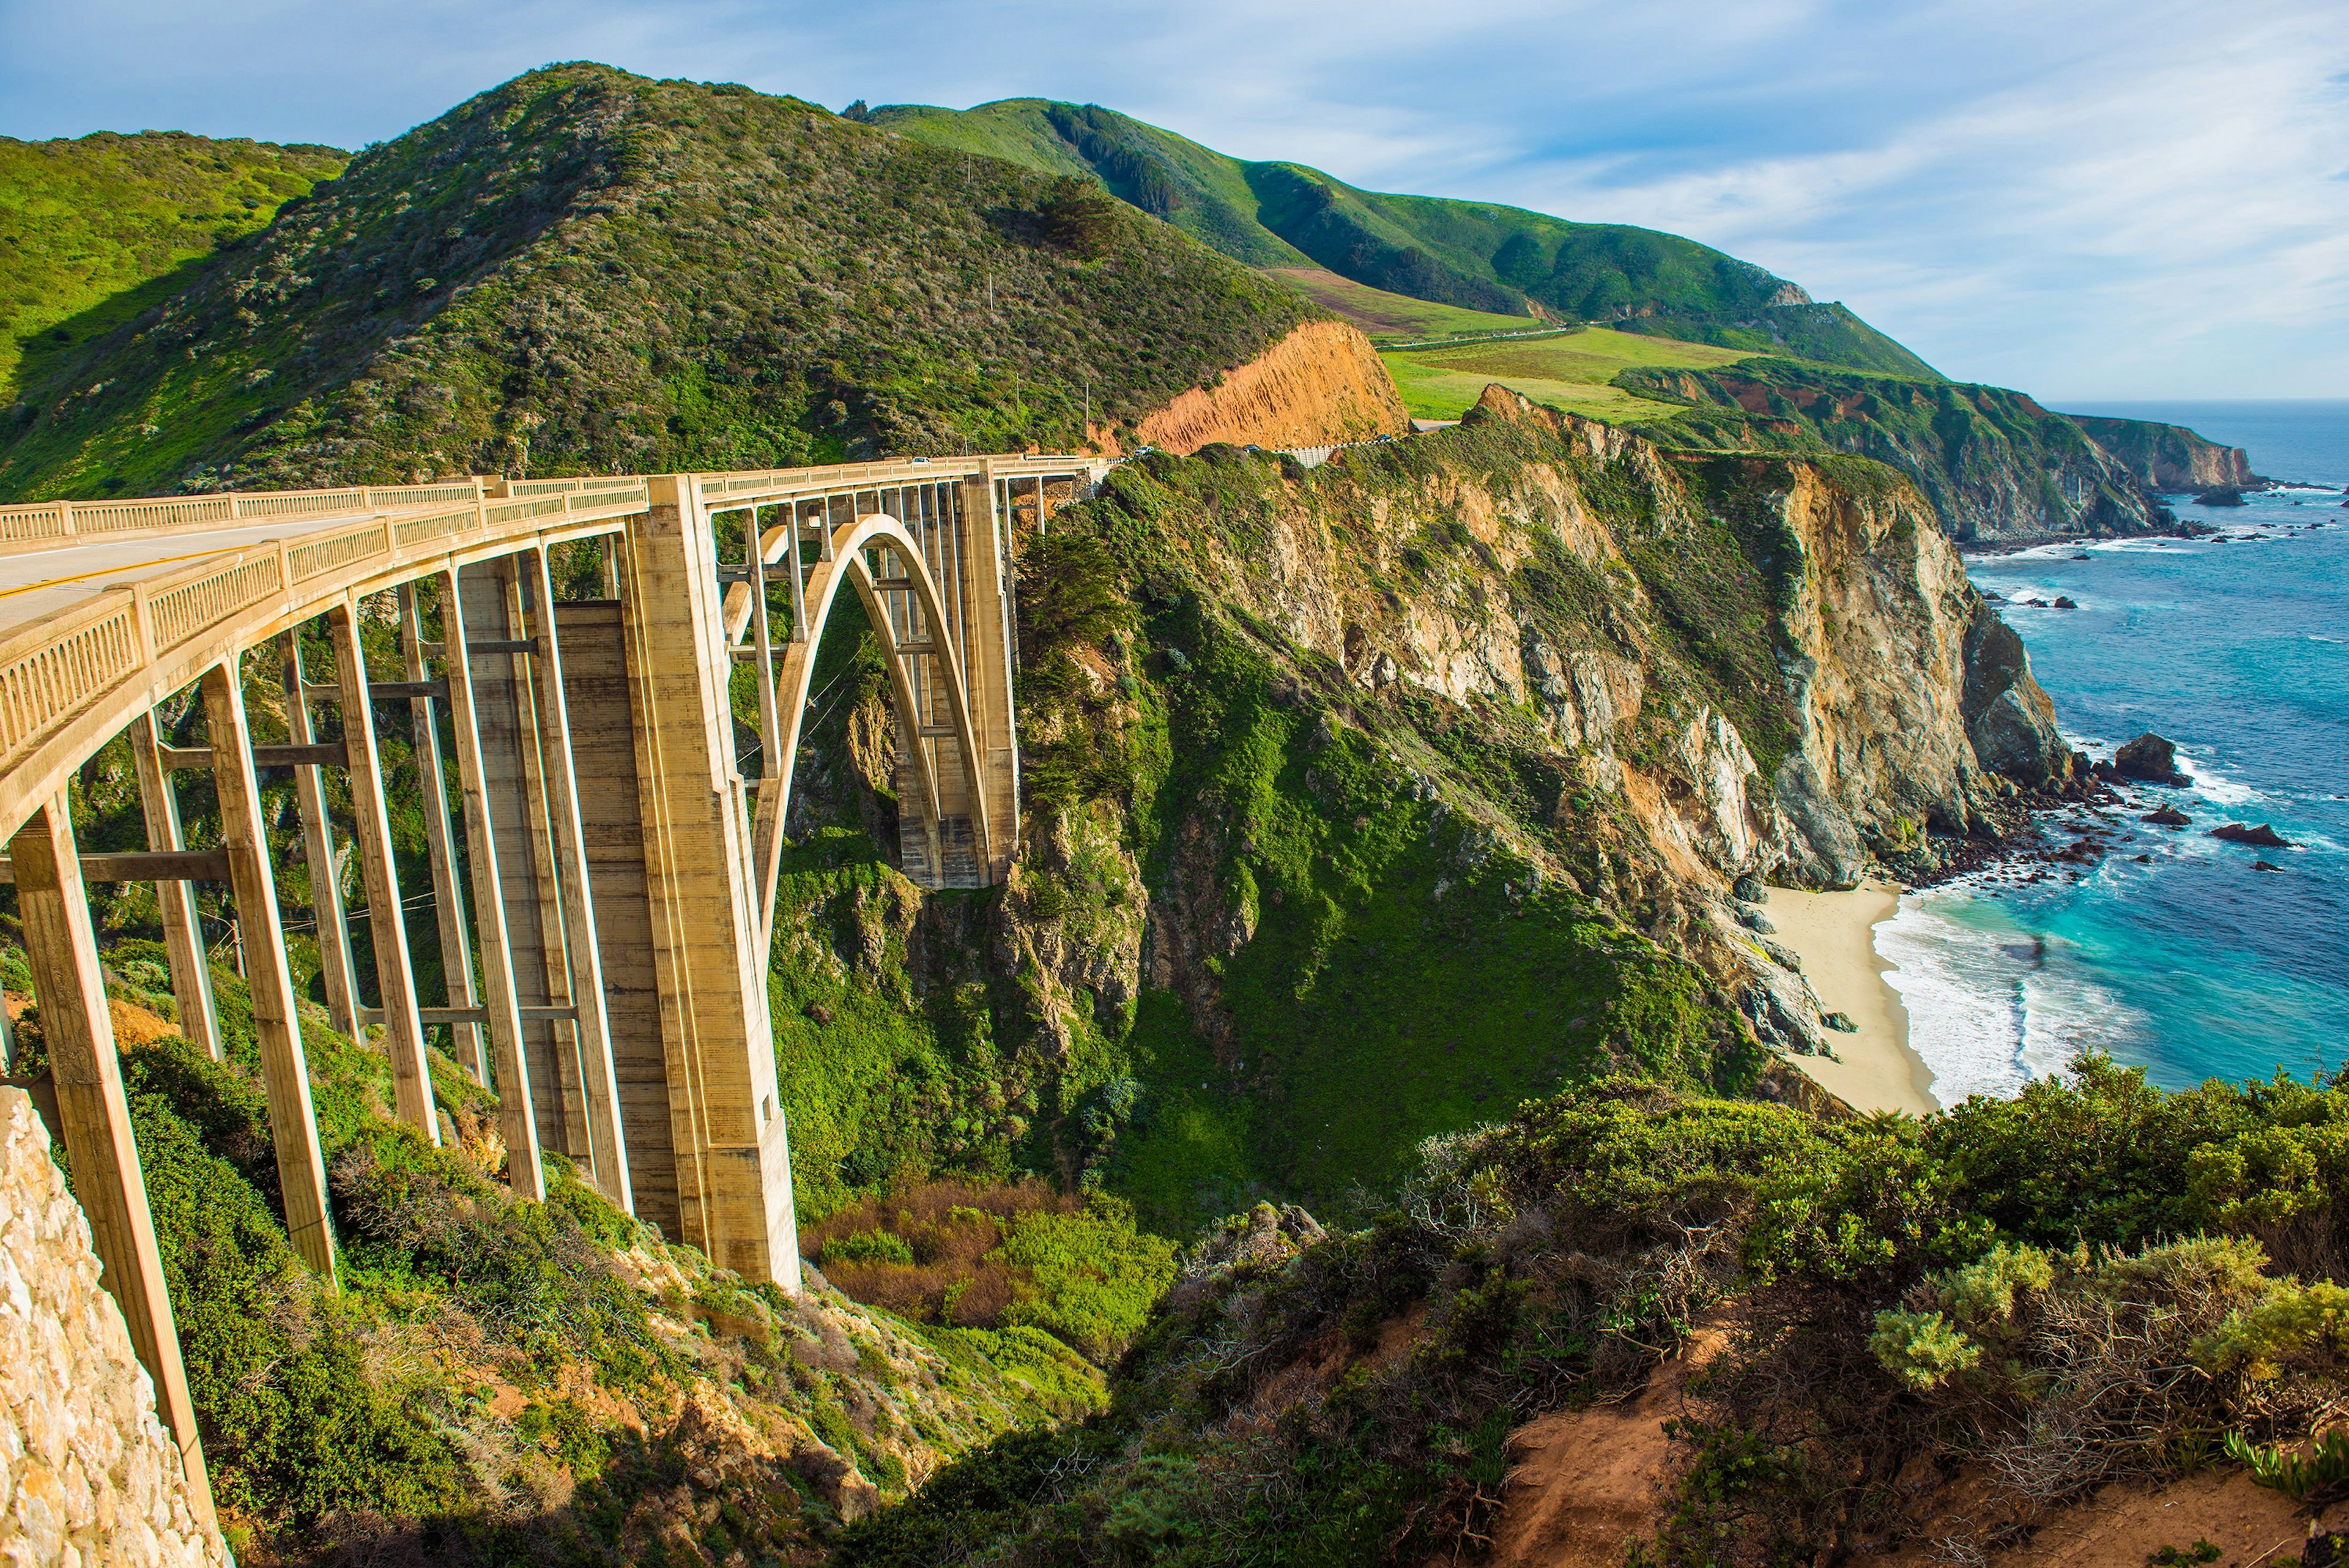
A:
[1613,362,2178,542]
[2073,414,2259,490]
[0,1088,228,1567]
[2113,732,2190,786]
[1961,616,2068,787]
[2211,822,2293,848]
[1127,321,1410,455]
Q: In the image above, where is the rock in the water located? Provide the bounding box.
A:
[1733,873,1766,904]
[2134,853,2153,862]
[2254,860,2283,872]
[2113,732,2191,787]
[2073,552,2092,560]
[2211,822,2293,848]
[2194,486,2248,507]
[2052,596,2079,609]
[2142,804,2190,827]
[1822,1011,1859,1033]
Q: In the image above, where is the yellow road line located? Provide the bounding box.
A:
[0,544,241,601]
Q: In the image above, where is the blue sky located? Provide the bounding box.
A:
[5,0,2344,398]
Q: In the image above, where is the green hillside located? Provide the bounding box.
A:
[1616,357,2175,539]
[0,68,1316,500]
[870,98,1940,378]
[0,130,344,399]
[1381,324,1754,423]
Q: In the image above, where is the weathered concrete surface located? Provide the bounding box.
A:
[0,1087,229,1567]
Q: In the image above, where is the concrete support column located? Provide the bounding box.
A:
[127,710,220,1061]
[398,584,483,1080]
[280,630,360,1038]
[521,549,633,1213]
[7,795,217,1532]
[959,469,1022,880]
[200,659,337,1280]
[326,601,439,1143]
[621,481,799,1288]
[435,571,546,1202]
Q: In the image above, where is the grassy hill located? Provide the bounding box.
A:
[870,98,1940,378]
[0,67,1318,500]
[1381,324,1756,423]
[0,130,344,399]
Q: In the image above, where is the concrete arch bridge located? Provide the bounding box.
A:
[0,454,1105,1523]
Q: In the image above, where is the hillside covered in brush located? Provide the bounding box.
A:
[1614,356,2202,541]
[0,64,1320,500]
[0,130,344,400]
[869,98,1939,376]
[765,390,2066,1241]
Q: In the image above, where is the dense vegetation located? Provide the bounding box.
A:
[0,65,1318,500]
[4,945,1105,1564]
[1616,356,2179,539]
[845,1057,2349,1565]
[763,419,1842,1243]
[870,98,1939,377]
[0,130,343,398]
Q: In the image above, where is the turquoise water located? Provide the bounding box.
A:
[1879,401,2349,1103]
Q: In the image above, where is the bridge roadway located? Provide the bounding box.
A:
[0,455,1106,1526]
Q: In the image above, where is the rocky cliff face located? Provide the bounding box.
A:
[0,1088,228,1567]
[2073,415,2260,489]
[1124,321,1410,455]
[1616,360,2180,542]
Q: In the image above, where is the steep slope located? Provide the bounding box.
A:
[1616,357,2180,541]
[1127,320,1409,452]
[0,66,1319,500]
[2069,413,2259,489]
[766,393,2064,1236]
[0,130,344,399]
[869,98,1940,377]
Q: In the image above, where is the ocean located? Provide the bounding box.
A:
[1880,399,2349,1104]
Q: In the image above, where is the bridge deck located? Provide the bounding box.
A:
[0,512,383,635]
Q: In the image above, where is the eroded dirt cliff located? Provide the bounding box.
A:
[1125,320,1410,455]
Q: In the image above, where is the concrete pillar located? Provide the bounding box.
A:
[200,659,337,1280]
[398,584,483,1080]
[619,481,800,1288]
[280,630,359,1038]
[325,601,437,1143]
[127,711,220,1061]
[959,469,1022,880]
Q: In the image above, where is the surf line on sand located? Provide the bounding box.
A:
[1764,879,1940,1117]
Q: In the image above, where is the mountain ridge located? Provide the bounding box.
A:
[867,97,1942,378]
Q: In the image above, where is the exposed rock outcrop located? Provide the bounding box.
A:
[2073,414,2260,490]
[1128,321,1410,455]
[1962,615,2069,787]
[2113,731,2189,786]
[0,1088,229,1567]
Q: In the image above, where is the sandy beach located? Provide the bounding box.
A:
[1763,880,1940,1117]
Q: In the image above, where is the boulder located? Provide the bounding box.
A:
[1737,908,1777,935]
[2211,822,2293,848]
[2141,804,2190,827]
[2052,596,2079,609]
[1822,1011,1858,1033]
[2113,732,2190,787]
[2194,487,2248,507]
[1732,873,1766,904]
[2254,860,2283,872]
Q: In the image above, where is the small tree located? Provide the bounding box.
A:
[1039,177,1120,260]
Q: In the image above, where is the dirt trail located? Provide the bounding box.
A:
[1482,1316,1731,1568]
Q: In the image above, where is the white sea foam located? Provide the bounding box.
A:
[2178,751,2262,808]
[1876,891,2150,1106]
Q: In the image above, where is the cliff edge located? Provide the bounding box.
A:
[1128,320,1410,455]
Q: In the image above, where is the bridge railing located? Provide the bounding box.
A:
[0,480,486,551]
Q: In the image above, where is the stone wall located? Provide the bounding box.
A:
[0,1086,228,1566]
